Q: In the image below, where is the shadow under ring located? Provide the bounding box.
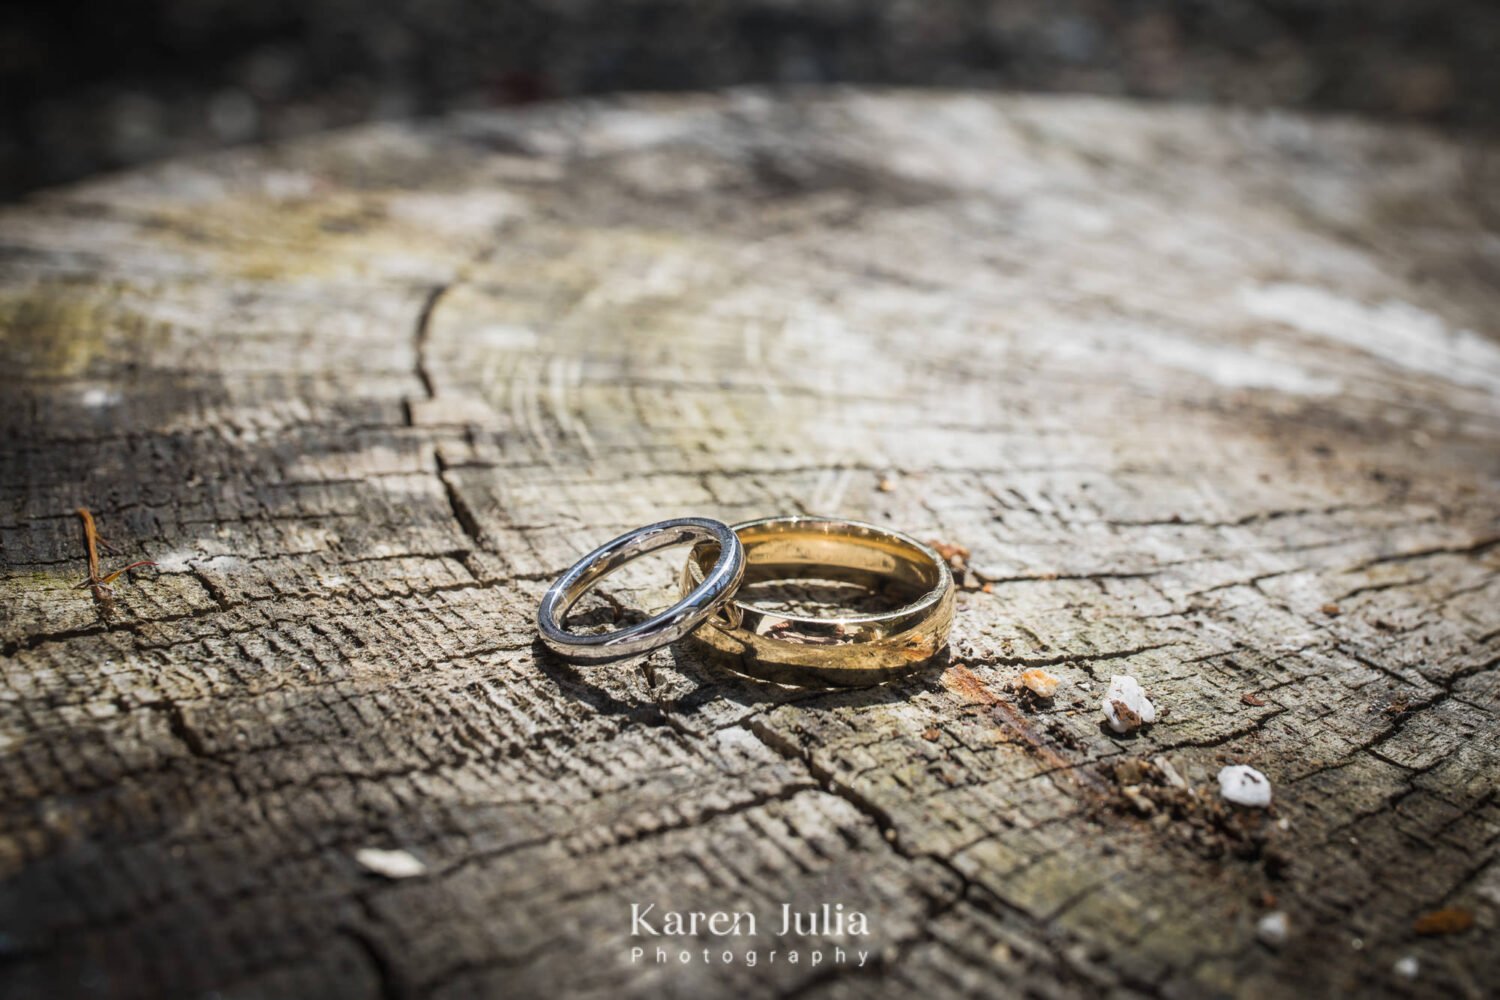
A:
[680,516,955,687]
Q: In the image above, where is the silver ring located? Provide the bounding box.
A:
[537,517,745,663]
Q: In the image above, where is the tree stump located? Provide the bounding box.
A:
[2,91,1498,999]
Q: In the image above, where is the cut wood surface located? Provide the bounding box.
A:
[2,90,1498,999]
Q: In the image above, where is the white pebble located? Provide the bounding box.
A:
[1393,955,1419,980]
[1219,765,1273,807]
[1256,911,1288,948]
[355,847,427,879]
[1101,675,1156,733]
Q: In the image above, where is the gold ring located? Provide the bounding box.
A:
[680,516,955,687]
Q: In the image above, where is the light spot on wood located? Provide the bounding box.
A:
[1241,282,1500,395]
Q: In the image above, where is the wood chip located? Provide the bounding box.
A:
[1412,907,1473,936]
[1151,755,1188,789]
[1019,667,1061,699]
[929,540,970,567]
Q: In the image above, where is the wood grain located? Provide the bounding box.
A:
[1,91,1497,998]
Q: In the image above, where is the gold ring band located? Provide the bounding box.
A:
[680,516,955,687]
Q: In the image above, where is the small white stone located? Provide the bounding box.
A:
[1101,675,1156,734]
[1393,955,1419,980]
[355,847,427,879]
[1218,765,1273,807]
[1256,911,1288,948]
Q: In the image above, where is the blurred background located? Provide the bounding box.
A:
[3,0,1497,201]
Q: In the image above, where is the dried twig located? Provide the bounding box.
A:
[75,507,154,612]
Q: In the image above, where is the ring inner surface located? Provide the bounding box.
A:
[682,519,953,686]
[688,523,941,621]
[561,532,723,632]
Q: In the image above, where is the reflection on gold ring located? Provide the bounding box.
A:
[681,516,955,687]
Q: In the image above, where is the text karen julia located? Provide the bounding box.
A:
[629,903,872,968]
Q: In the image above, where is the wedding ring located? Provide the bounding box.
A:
[538,517,744,663]
[680,516,955,686]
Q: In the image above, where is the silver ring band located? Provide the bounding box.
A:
[537,517,745,662]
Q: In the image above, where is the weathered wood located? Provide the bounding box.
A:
[1,91,1498,999]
